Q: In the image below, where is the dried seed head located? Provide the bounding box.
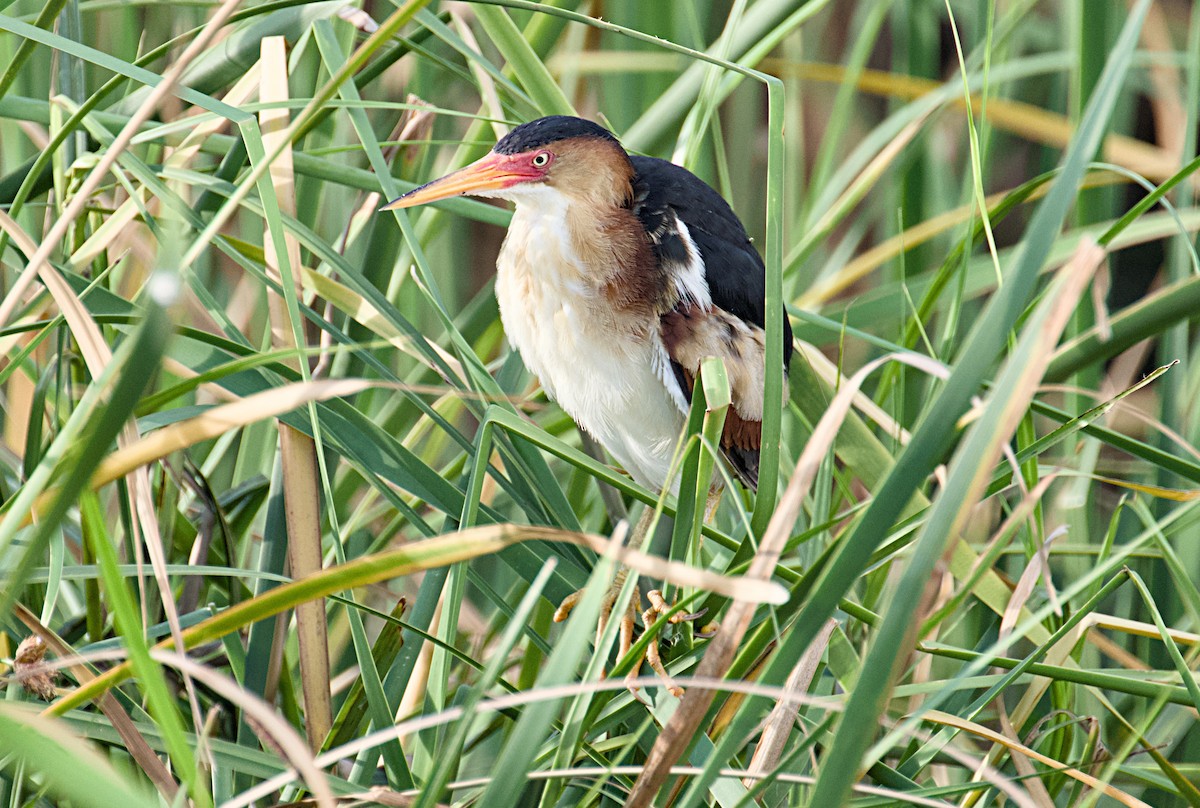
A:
[14,635,56,700]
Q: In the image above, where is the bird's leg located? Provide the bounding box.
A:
[553,573,638,680]
[553,506,655,635]
[588,567,639,658]
[694,485,724,637]
[553,506,654,621]
[703,484,724,524]
[554,508,685,699]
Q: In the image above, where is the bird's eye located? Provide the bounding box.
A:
[531,151,551,168]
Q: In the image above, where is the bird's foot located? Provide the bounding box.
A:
[553,573,707,702]
[553,570,640,670]
[631,589,690,699]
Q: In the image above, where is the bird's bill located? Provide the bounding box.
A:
[381,152,532,210]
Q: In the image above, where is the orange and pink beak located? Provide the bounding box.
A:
[381,151,541,210]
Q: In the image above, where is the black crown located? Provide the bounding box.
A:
[494,116,620,154]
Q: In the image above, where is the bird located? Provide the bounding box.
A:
[383,115,792,695]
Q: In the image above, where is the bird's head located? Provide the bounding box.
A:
[381,115,634,212]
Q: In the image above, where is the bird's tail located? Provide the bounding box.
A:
[724,446,759,492]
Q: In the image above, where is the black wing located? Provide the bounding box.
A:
[631,155,793,490]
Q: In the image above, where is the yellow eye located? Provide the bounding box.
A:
[532,151,551,168]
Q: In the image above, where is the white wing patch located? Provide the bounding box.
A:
[651,331,691,415]
[670,217,711,311]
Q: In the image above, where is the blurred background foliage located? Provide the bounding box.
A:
[2,0,1200,806]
